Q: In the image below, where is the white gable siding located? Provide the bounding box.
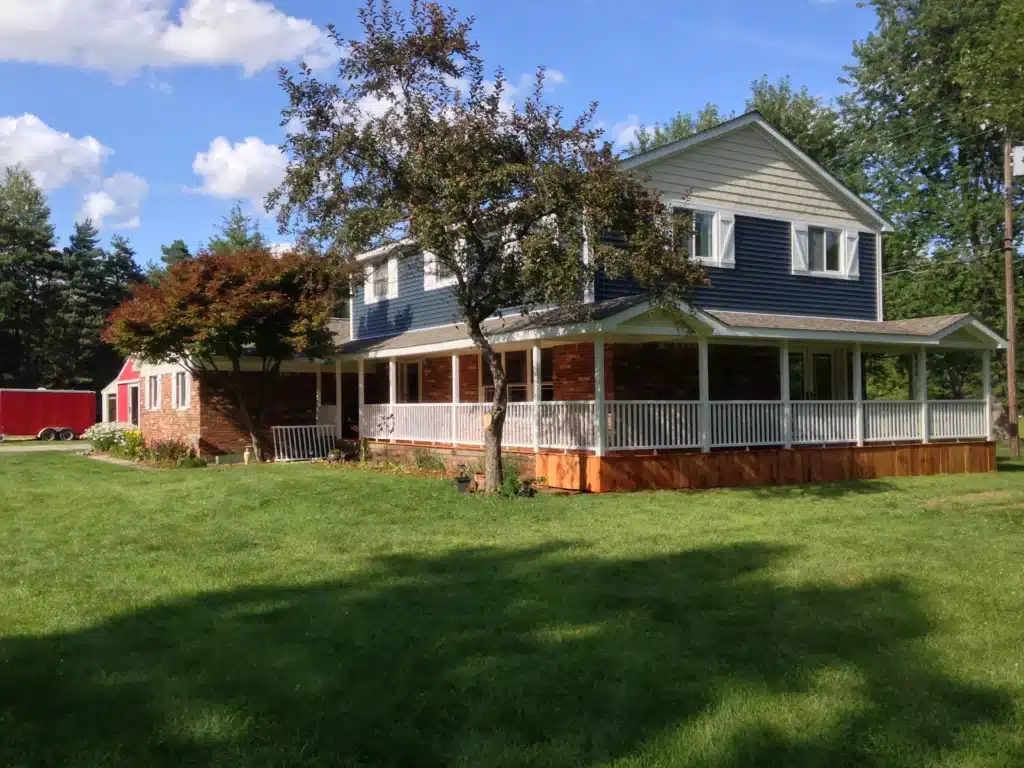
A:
[643,125,872,229]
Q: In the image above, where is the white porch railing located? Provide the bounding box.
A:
[607,401,701,450]
[358,399,988,452]
[272,425,337,461]
[928,400,988,440]
[792,401,858,444]
[864,401,921,443]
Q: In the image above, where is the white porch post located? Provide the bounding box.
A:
[594,336,607,456]
[334,359,343,437]
[699,337,711,452]
[853,343,864,447]
[451,354,459,447]
[388,357,397,443]
[357,358,365,438]
[983,349,993,441]
[531,342,542,453]
[917,347,928,443]
[780,340,791,449]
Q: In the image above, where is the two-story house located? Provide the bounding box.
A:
[107,113,1006,490]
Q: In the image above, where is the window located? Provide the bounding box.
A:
[424,251,458,290]
[808,225,841,273]
[173,372,190,410]
[147,375,160,410]
[481,351,529,402]
[693,210,714,261]
[372,261,388,299]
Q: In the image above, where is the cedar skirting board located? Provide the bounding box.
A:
[536,442,997,493]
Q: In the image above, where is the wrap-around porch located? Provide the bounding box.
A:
[351,338,993,454]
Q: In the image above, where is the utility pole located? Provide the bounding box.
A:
[1004,137,1019,457]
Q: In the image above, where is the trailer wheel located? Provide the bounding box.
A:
[59,429,75,441]
[38,428,57,441]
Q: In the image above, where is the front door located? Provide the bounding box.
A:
[128,385,140,425]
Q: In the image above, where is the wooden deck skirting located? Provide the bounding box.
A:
[536,442,997,493]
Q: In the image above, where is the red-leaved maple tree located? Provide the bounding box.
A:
[104,249,337,459]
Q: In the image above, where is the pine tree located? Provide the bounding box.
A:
[208,203,267,256]
[160,239,191,267]
[0,166,58,387]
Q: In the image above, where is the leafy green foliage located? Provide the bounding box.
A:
[272,0,705,491]
[104,248,338,459]
[208,203,268,257]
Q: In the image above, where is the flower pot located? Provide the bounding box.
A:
[455,477,471,494]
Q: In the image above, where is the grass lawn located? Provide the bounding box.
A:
[0,454,1022,766]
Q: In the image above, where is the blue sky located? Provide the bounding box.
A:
[0,0,877,267]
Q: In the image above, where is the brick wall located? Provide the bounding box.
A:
[200,370,318,456]
[552,342,595,400]
[608,342,698,400]
[139,373,200,448]
[459,354,479,402]
[422,357,452,403]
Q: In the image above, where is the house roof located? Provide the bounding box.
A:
[621,111,894,233]
[706,311,970,337]
[336,297,1004,358]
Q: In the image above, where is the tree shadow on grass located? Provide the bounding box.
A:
[747,478,899,500]
[0,543,1013,766]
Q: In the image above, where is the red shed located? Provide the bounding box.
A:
[0,389,97,440]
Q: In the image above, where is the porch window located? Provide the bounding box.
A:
[808,226,841,273]
[541,348,555,401]
[482,351,529,402]
[811,353,833,400]
[788,353,806,401]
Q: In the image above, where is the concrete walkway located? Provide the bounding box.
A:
[0,441,91,453]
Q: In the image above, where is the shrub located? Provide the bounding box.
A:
[82,423,136,453]
[145,439,192,464]
[113,430,146,460]
[176,455,208,469]
[412,448,447,473]
[497,464,536,499]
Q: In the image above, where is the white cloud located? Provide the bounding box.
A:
[0,114,110,190]
[611,114,643,149]
[78,173,149,230]
[0,0,332,78]
[191,136,287,212]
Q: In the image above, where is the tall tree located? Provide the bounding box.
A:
[628,103,731,155]
[0,166,57,387]
[160,239,191,267]
[271,0,705,491]
[208,203,267,256]
[843,0,1023,398]
[104,248,336,460]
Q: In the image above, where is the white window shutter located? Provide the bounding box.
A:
[792,221,809,273]
[845,230,860,278]
[718,212,735,268]
[387,255,399,299]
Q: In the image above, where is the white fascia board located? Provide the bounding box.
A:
[931,316,1007,349]
[713,326,946,346]
[354,238,417,263]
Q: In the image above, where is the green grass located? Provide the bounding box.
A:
[1,454,1023,767]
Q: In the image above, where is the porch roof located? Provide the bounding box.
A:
[336,296,1005,358]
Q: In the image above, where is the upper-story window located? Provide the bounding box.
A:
[670,206,735,269]
[365,255,398,304]
[808,225,841,273]
[793,221,860,280]
[424,251,458,291]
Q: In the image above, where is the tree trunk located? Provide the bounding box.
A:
[229,358,266,461]
[468,321,507,493]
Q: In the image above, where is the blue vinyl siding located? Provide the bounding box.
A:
[595,214,878,320]
[354,252,462,339]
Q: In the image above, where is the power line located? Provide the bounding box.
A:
[882,246,1009,277]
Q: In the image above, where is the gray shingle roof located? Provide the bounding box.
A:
[707,311,969,337]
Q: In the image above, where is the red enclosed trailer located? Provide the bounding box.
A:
[0,389,96,440]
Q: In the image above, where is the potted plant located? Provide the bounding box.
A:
[326,448,342,463]
[455,464,472,494]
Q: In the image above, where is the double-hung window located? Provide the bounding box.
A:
[173,372,190,410]
[808,225,842,273]
[669,206,735,268]
[147,375,160,410]
[692,210,715,262]
[372,261,389,299]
